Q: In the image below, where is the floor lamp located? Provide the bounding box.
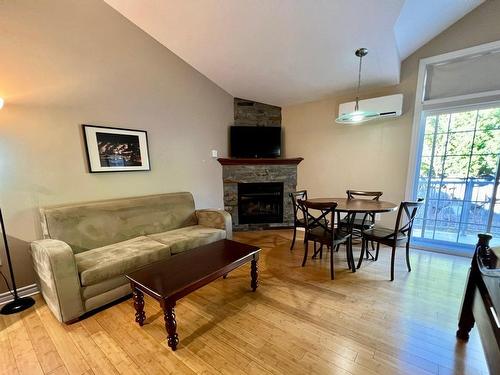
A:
[0,209,35,314]
[0,97,35,314]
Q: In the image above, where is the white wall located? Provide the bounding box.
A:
[0,0,233,291]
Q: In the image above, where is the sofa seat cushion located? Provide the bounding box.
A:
[147,225,226,255]
[75,236,170,286]
[81,275,128,300]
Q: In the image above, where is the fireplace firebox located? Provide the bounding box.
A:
[238,182,284,224]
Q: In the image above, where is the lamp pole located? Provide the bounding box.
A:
[0,209,35,314]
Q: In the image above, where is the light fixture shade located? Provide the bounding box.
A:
[335,109,380,124]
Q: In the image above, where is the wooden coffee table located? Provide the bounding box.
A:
[125,239,261,351]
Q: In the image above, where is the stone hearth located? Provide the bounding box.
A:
[218,158,303,230]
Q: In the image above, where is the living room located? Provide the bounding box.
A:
[0,0,499,374]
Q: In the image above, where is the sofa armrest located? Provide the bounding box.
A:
[196,209,232,240]
[30,239,84,323]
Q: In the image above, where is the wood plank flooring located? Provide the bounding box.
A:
[0,230,489,374]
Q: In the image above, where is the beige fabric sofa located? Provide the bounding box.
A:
[30,192,232,323]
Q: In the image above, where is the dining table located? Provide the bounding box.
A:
[306,197,399,270]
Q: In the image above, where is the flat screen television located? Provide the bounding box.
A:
[230,126,281,158]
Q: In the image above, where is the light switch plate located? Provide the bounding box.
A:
[211,150,218,158]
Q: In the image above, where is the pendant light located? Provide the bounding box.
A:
[336,48,380,124]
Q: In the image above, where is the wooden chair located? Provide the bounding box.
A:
[339,190,382,233]
[339,190,383,257]
[346,190,383,200]
[298,199,352,279]
[289,190,307,250]
[357,199,424,281]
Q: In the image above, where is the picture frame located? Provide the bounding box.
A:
[82,124,151,173]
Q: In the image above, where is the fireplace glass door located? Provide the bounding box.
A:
[238,182,284,224]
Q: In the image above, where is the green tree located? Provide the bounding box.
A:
[420,108,500,179]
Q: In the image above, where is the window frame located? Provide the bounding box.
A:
[405,40,500,256]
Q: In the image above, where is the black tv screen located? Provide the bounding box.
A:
[230,126,281,158]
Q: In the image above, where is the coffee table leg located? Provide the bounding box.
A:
[251,255,259,292]
[163,302,179,351]
[132,288,146,326]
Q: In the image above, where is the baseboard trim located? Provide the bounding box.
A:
[0,283,39,306]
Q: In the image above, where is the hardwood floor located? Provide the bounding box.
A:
[0,230,489,375]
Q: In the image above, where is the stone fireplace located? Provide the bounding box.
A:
[218,158,303,230]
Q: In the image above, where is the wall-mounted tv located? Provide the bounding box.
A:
[230,126,281,158]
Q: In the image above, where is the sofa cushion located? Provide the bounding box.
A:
[75,236,170,286]
[40,192,197,253]
[81,275,128,300]
[147,225,226,255]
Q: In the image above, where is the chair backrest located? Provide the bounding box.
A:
[394,199,424,236]
[346,190,383,222]
[297,199,337,234]
[289,190,308,224]
[346,190,383,200]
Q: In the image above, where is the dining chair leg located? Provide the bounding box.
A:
[375,242,380,261]
[314,244,323,259]
[302,240,309,267]
[390,245,396,281]
[290,227,297,250]
[357,238,366,269]
[405,241,411,272]
[312,242,319,259]
[330,246,335,280]
[345,241,351,270]
[349,238,356,272]
[335,244,340,252]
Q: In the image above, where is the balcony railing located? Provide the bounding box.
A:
[413,177,500,247]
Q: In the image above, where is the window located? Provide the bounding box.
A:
[407,41,500,254]
[412,106,500,250]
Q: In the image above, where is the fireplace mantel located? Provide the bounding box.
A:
[217,157,303,166]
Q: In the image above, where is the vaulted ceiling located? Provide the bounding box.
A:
[104,0,484,106]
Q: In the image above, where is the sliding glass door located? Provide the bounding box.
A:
[412,105,500,251]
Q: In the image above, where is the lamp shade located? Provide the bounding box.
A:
[335,109,380,124]
[0,98,4,110]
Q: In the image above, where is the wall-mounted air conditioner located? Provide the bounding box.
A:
[338,94,403,120]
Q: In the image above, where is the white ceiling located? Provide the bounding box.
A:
[104,0,483,106]
[395,0,483,59]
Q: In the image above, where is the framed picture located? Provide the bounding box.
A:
[82,125,151,173]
